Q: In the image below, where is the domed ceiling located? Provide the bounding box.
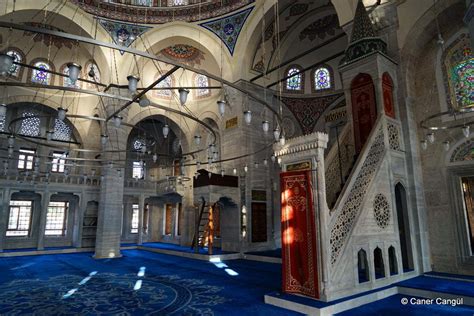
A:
[73,0,255,24]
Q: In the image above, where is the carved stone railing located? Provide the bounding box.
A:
[324,123,355,208]
[328,116,387,265]
[385,117,404,152]
[125,176,185,196]
[0,172,101,187]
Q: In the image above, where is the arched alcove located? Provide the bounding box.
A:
[388,245,398,276]
[357,248,370,283]
[373,247,385,279]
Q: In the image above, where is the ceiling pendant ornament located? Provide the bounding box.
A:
[199,6,254,55]
[159,45,205,66]
[98,19,151,55]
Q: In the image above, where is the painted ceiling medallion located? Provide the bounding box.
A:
[200,6,253,55]
[72,0,255,24]
[159,44,205,66]
[24,23,78,49]
[98,19,151,55]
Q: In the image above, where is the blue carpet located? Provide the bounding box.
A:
[397,276,474,297]
[336,294,474,316]
[2,246,75,252]
[425,271,474,281]
[0,249,299,315]
[142,242,237,255]
[245,249,281,258]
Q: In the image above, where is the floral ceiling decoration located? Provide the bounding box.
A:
[281,94,344,135]
[23,23,78,49]
[199,6,253,55]
[299,14,339,41]
[98,19,151,55]
[72,0,255,24]
[159,44,205,67]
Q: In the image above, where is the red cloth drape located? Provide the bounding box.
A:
[280,170,319,298]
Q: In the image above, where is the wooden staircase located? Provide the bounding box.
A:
[191,198,215,255]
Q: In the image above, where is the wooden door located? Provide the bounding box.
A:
[351,73,377,154]
[164,204,172,235]
[251,202,267,242]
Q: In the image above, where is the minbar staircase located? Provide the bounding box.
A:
[191,198,215,255]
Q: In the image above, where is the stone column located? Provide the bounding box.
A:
[138,194,145,245]
[0,188,11,252]
[37,191,51,250]
[94,89,130,259]
[72,191,86,248]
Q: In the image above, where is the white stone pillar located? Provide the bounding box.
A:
[0,188,11,252]
[37,191,51,250]
[138,194,145,245]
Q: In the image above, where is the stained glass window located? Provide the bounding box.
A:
[85,62,101,88]
[62,65,80,88]
[20,111,40,136]
[31,61,51,85]
[6,50,22,77]
[443,33,474,109]
[314,67,331,90]
[286,67,302,91]
[53,118,71,141]
[155,75,172,98]
[451,57,474,108]
[196,74,210,96]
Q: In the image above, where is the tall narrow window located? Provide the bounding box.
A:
[6,200,32,236]
[286,67,303,91]
[53,118,71,141]
[196,74,210,97]
[131,203,139,234]
[31,61,52,85]
[154,75,172,98]
[6,49,22,78]
[132,161,144,179]
[20,111,40,136]
[314,67,331,90]
[45,201,68,236]
[18,149,35,170]
[52,152,67,173]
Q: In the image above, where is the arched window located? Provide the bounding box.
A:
[374,247,385,279]
[313,67,331,91]
[195,74,210,97]
[442,33,474,109]
[61,64,81,88]
[357,249,370,283]
[53,118,72,141]
[85,62,101,89]
[20,111,40,136]
[285,66,303,91]
[6,49,23,78]
[388,246,398,276]
[154,75,173,99]
[31,61,52,85]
